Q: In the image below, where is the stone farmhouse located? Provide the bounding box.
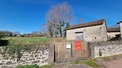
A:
[65,19,108,42]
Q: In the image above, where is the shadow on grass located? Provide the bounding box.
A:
[0,40,8,46]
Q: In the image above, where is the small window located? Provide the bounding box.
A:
[75,31,83,34]
[75,32,84,40]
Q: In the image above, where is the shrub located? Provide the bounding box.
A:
[16,64,39,68]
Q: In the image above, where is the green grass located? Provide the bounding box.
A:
[2,37,51,45]
[16,64,39,68]
[83,60,100,68]
[40,65,55,68]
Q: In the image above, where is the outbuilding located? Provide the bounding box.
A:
[65,19,107,42]
[107,27,120,40]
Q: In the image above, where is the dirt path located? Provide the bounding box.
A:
[103,58,122,68]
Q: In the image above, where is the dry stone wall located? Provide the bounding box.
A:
[89,41,122,58]
[0,45,54,68]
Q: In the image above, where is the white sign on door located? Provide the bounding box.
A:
[66,44,71,49]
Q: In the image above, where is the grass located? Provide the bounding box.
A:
[83,60,100,68]
[16,64,39,68]
[2,37,51,45]
[40,65,55,68]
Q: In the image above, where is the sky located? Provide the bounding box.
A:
[0,0,122,34]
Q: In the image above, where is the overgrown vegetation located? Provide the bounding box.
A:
[16,64,39,68]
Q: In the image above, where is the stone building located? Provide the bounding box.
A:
[117,21,122,37]
[65,19,107,42]
[107,27,120,40]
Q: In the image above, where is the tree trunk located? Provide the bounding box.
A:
[59,27,62,37]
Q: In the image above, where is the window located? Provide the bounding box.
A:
[75,32,83,34]
[75,31,84,40]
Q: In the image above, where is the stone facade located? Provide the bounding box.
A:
[66,20,107,42]
[119,23,122,37]
[0,45,54,68]
[88,41,122,58]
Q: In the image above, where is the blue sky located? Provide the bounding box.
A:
[0,0,122,34]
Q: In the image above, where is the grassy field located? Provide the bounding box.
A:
[2,37,51,45]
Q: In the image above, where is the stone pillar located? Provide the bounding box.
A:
[48,44,55,64]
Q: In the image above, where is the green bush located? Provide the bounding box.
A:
[16,64,39,68]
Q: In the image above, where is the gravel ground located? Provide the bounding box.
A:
[96,56,122,68]
[103,58,122,68]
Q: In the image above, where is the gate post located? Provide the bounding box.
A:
[49,44,55,64]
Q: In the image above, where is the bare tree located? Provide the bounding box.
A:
[78,18,84,24]
[46,2,74,37]
[40,23,49,37]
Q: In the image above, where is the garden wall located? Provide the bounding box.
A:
[0,44,54,68]
[88,41,122,58]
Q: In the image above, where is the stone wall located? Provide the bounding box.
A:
[0,45,54,68]
[88,41,122,58]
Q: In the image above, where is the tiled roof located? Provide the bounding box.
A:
[65,19,105,30]
[107,27,120,32]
